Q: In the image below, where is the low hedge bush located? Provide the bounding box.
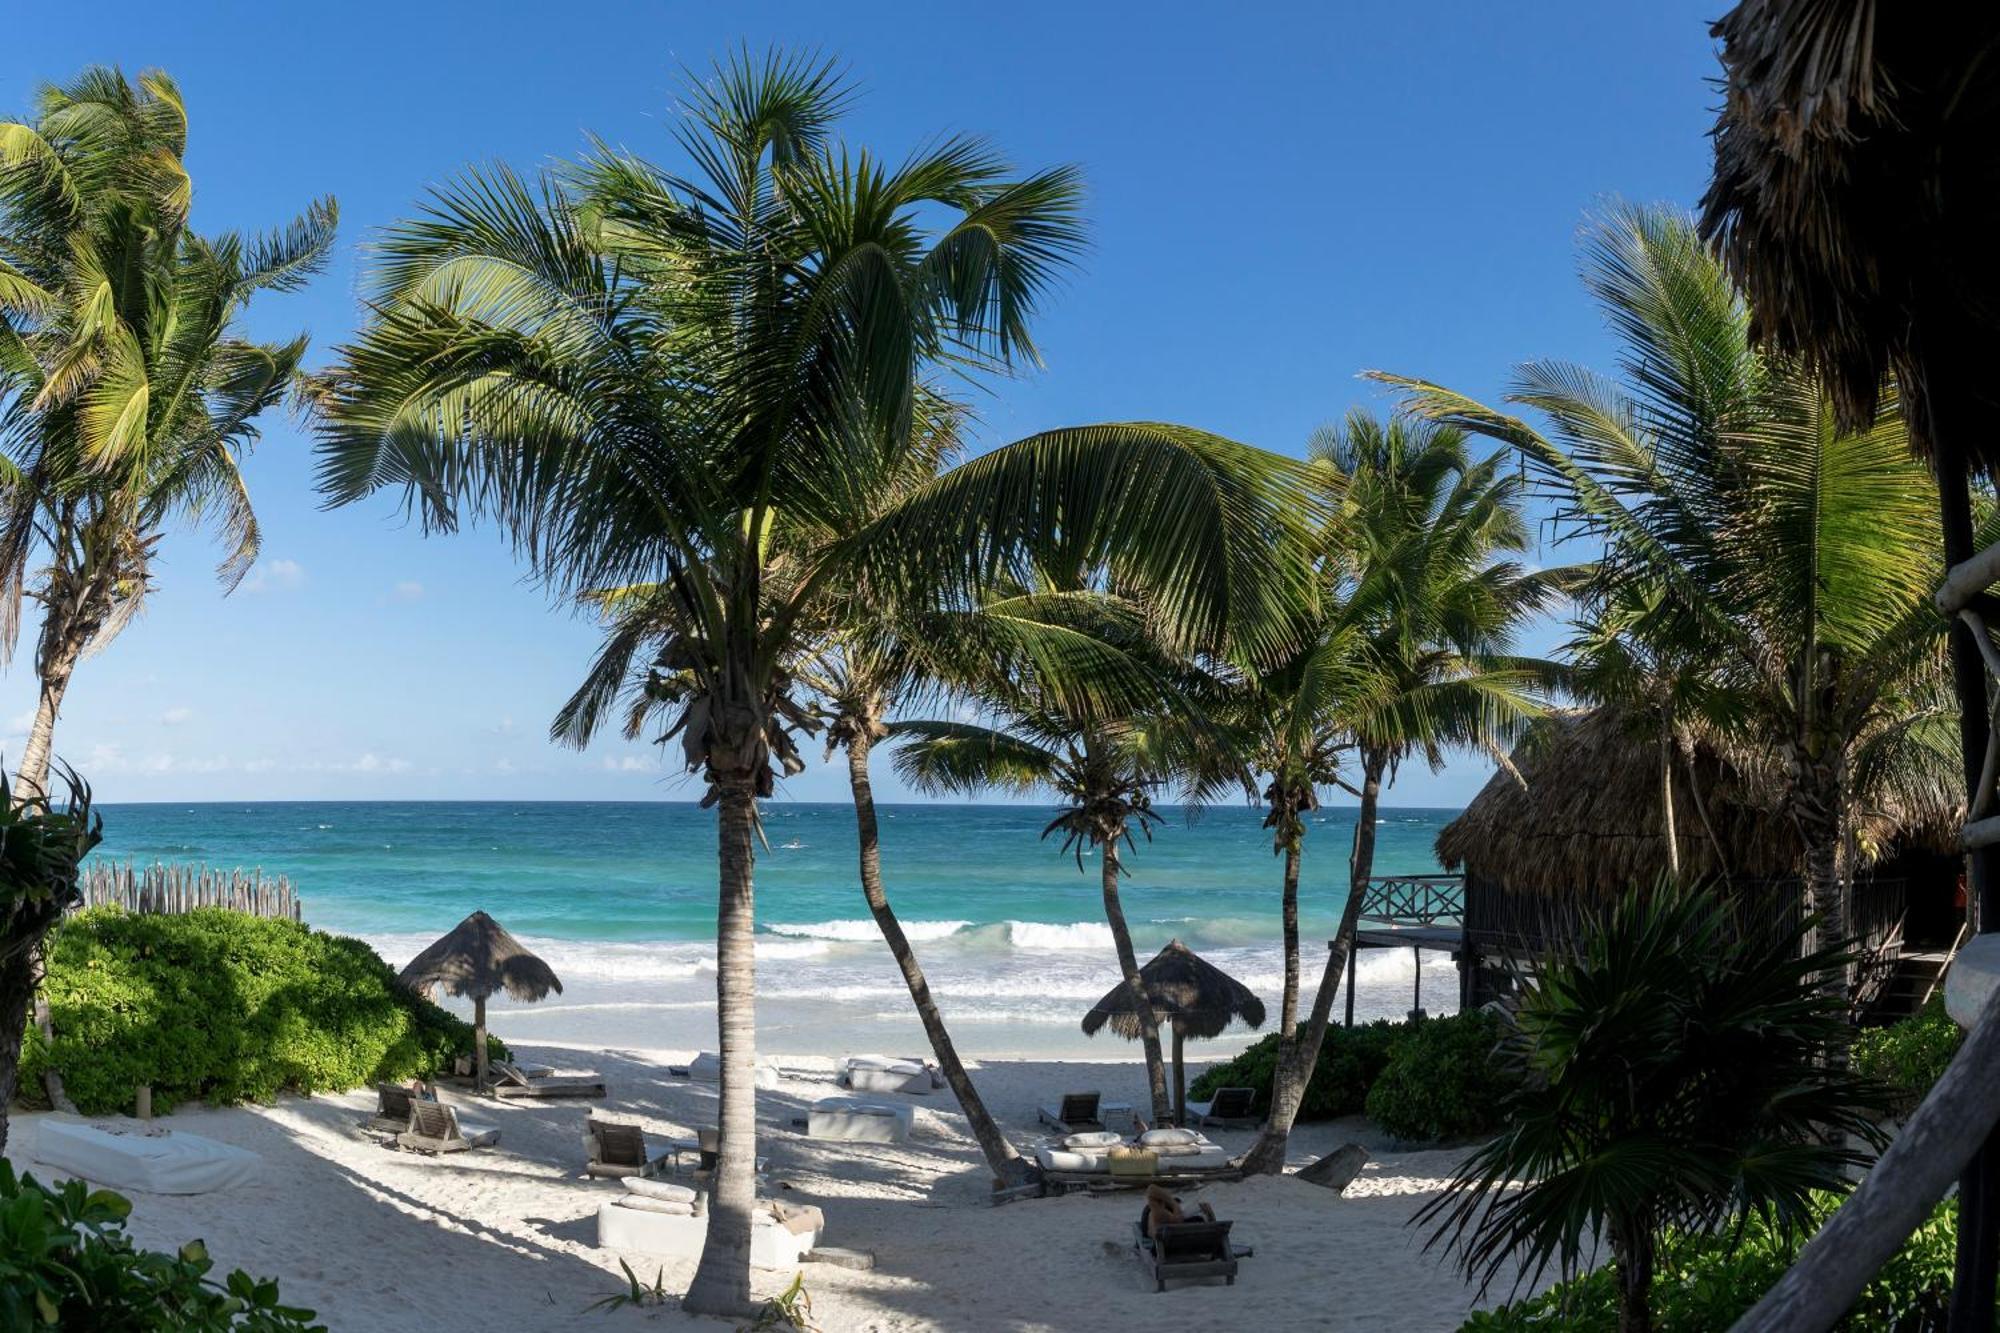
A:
[1853,995,1962,1116]
[1365,1009,1517,1142]
[23,908,500,1114]
[1461,1192,1958,1331]
[1189,1010,1516,1140]
[0,1160,321,1330]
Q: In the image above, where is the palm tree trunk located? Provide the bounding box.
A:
[1171,1019,1186,1126]
[17,630,84,803]
[845,726,1035,1188]
[473,994,488,1093]
[0,940,42,1156]
[1279,839,1303,1038]
[1240,747,1387,1174]
[1610,1213,1655,1333]
[1101,836,1171,1124]
[683,773,760,1318]
[1659,720,1680,881]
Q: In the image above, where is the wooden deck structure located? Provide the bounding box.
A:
[1343,874,1469,1025]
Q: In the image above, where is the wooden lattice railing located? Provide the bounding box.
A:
[1356,874,1463,926]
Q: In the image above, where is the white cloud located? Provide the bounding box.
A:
[243,558,305,593]
[493,758,517,775]
[351,752,412,774]
[6,708,34,733]
[392,580,425,602]
[493,717,517,736]
[602,755,652,773]
[160,706,193,726]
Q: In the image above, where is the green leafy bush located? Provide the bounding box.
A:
[1365,1010,1517,1142]
[23,908,501,1114]
[1461,1192,1957,1332]
[1854,996,1962,1115]
[0,1160,321,1330]
[1188,1021,1401,1120]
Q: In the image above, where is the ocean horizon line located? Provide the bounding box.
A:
[86,796,1468,814]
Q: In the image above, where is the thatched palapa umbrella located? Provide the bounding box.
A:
[398,911,562,1091]
[1082,939,1266,1126]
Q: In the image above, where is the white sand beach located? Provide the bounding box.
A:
[7,1043,1527,1332]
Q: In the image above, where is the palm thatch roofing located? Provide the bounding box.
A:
[1701,2,2000,455]
[397,910,563,1003]
[1435,708,1960,898]
[1081,939,1267,1040]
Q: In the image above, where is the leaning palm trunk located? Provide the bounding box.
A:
[1279,839,1303,1038]
[16,626,90,804]
[1241,748,1387,1174]
[1101,837,1172,1124]
[1658,717,1680,881]
[684,775,761,1317]
[845,728,1035,1188]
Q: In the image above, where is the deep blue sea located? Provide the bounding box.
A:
[88,801,1460,1055]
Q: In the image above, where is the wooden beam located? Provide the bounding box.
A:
[1938,542,2000,615]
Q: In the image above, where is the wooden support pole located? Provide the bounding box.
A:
[473,993,489,1093]
[1344,945,1357,1028]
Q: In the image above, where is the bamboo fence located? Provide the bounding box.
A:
[77,861,302,921]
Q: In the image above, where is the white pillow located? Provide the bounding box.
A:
[1141,1127,1199,1148]
[616,1195,695,1216]
[623,1177,698,1203]
[1064,1130,1122,1149]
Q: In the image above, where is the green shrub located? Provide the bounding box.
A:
[1365,1010,1518,1142]
[0,1160,321,1330]
[1461,1192,1958,1332]
[1854,995,1962,1115]
[1188,1021,1401,1120]
[23,908,502,1115]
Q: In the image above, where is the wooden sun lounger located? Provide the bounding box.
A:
[1037,1091,1104,1134]
[394,1100,499,1155]
[490,1060,606,1100]
[366,1081,437,1133]
[1186,1086,1261,1130]
[1133,1219,1242,1292]
[585,1119,671,1179]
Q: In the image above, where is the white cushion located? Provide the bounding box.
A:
[1064,1130,1122,1149]
[616,1195,695,1215]
[807,1097,913,1143]
[1035,1145,1110,1173]
[598,1201,816,1269]
[844,1054,923,1074]
[686,1052,782,1089]
[622,1177,697,1203]
[1140,1127,1198,1148]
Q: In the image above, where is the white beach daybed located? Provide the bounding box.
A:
[597,1178,822,1268]
[675,1051,783,1090]
[806,1096,915,1143]
[34,1119,259,1195]
[1034,1127,1232,1180]
[839,1053,940,1095]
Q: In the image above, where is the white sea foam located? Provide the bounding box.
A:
[1004,920,1115,950]
[764,918,971,943]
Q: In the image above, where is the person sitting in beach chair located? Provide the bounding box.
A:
[1037,1091,1104,1134]
[366,1080,437,1133]
[1133,1185,1243,1292]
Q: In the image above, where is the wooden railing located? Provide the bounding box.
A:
[1357,874,1464,926]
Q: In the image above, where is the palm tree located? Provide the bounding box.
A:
[316,53,1315,1314]
[1379,204,1948,988]
[0,67,335,797]
[1239,412,1561,1175]
[1418,885,1888,1333]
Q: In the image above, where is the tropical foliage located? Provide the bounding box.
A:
[1364,1010,1518,1143]
[1419,885,1889,1333]
[1853,995,1964,1117]
[1381,204,1955,970]
[315,51,1316,1310]
[0,1162,321,1330]
[25,907,493,1116]
[0,67,333,796]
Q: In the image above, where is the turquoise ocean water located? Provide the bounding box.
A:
[89,801,1460,1056]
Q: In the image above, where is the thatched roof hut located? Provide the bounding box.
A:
[399,911,562,1089]
[1083,939,1265,1125]
[1436,707,1960,900]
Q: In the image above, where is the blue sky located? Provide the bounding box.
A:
[0,1,1720,806]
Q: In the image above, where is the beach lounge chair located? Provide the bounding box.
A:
[366,1081,437,1132]
[807,1096,915,1143]
[394,1100,499,1155]
[840,1054,940,1095]
[1133,1218,1240,1292]
[670,1127,770,1178]
[490,1060,606,1100]
[1186,1086,1260,1130]
[584,1118,671,1179]
[1037,1092,1104,1134]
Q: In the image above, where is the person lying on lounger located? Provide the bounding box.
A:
[1142,1183,1217,1241]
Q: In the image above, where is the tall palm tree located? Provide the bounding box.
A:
[0,68,335,797]
[316,54,1315,1314]
[1379,204,1948,990]
[1239,412,1561,1175]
